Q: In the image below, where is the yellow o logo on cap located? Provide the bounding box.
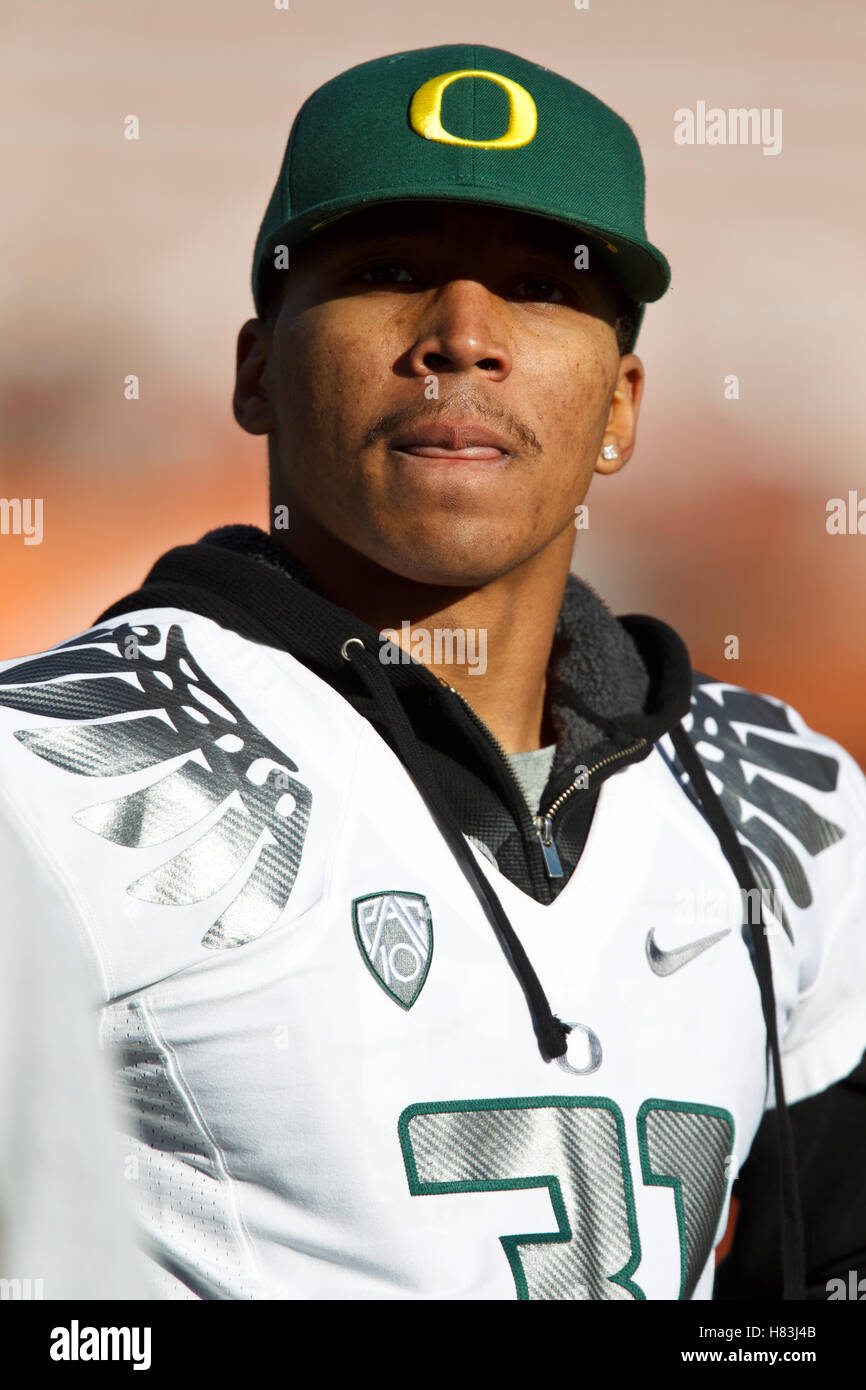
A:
[409,69,537,149]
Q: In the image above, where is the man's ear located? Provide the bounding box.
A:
[595,352,645,475]
[233,318,275,437]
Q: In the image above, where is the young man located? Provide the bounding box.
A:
[0,43,864,1301]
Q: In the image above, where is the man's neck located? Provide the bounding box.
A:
[273,527,573,754]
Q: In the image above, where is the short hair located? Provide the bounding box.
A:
[613,297,639,356]
[258,268,286,327]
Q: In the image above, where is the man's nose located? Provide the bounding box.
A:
[406,280,512,381]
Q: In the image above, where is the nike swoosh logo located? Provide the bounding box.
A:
[646,926,732,976]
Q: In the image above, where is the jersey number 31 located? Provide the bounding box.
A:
[399,1094,734,1300]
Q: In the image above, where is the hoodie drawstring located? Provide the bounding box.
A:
[342,638,570,1062]
[669,722,806,1301]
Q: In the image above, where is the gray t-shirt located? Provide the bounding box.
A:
[507,745,557,817]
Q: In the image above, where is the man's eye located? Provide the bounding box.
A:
[511,277,567,302]
[357,263,416,284]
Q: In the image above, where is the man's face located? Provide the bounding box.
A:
[235,200,643,587]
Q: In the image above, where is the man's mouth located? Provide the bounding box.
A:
[389,422,513,461]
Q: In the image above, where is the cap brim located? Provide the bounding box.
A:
[254,187,670,313]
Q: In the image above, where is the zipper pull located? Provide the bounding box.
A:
[535,815,564,878]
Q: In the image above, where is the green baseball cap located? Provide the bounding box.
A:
[252,43,670,344]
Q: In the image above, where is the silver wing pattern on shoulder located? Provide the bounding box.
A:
[671,677,845,941]
[0,622,312,949]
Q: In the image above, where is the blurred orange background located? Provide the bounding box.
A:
[1,0,864,763]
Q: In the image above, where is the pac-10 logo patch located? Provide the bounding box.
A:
[352,892,433,1009]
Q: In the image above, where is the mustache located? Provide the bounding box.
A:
[362,390,542,455]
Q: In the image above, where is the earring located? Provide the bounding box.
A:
[601,444,619,460]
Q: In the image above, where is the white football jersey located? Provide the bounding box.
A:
[0,797,151,1301]
[0,609,863,1301]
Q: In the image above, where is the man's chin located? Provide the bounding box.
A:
[361,540,517,590]
[377,558,505,589]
